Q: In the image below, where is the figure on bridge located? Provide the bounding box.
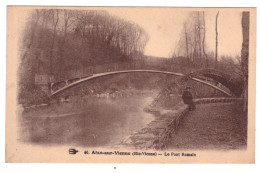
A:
[182,86,196,111]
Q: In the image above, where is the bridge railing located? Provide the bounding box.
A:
[50,64,175,94]
[54,63,172,83]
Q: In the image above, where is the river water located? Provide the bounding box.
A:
[20,92,156,147]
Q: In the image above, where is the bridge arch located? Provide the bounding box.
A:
[50,70,233,97]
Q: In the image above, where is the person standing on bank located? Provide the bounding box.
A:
[182,86,196,111]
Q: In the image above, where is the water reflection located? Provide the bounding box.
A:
[20,93,156,147]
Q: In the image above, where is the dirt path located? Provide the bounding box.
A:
[168,103,247,150]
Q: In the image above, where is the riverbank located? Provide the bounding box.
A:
[168,102,247,150]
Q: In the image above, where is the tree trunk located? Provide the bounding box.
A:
[198,12,202,65]
[202,12,208,68]
[193,23,197,67]
[241,11,249,112]
[215,11,219,69]
[184,23,190,66]
[27,10,40,49]
[49,10,59,76]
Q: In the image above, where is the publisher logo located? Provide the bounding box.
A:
[69,148,79,154]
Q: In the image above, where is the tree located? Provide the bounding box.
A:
[202,12,209,67]
[197,12,202,62]
[215,11,219,69]
[58,9,74,80]
[175,11,206,68]
[49,9,59,75]
[27,10,41,49]
[184,22,190,66]
[241,11,249,111]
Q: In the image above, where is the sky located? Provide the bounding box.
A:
[18,7,244,59]
[105,7,243,58]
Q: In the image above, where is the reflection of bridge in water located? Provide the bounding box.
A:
[50,69,243,98]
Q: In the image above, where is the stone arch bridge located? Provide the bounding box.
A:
[49,69,243,98]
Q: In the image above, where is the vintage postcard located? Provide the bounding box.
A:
[6,6,256,163]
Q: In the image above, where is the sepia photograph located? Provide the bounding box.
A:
[5,6,256,163]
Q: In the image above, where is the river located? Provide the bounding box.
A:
[19,91,157,147]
